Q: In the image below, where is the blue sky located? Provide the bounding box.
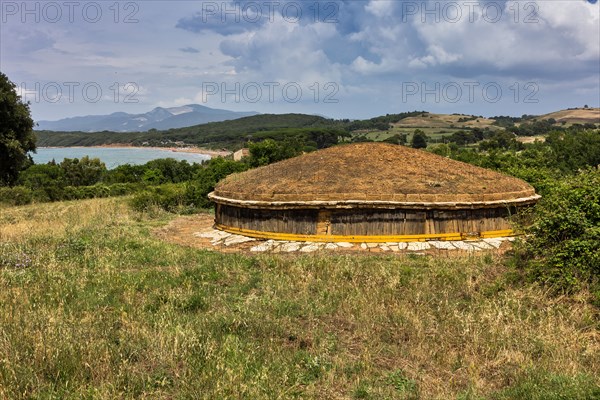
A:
[2,0,599,122]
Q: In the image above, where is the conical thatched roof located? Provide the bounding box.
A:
[212,143,538,205]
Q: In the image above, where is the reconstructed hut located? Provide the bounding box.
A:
[208,143,540,242]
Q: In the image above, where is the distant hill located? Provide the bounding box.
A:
[35,113,343,149]
[35,108,599,151]
[532,107,600,125]
[392,113,498,129]
[35,104,259,132]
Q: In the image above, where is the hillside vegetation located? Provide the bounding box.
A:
[35,113,343,149]
[0,198,598,399]
[35,108,600,152]
[534,107,600,126]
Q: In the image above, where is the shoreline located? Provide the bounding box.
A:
[38,145,232,157]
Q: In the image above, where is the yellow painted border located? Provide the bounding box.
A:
[215,224,514,243]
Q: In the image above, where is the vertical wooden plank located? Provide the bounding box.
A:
[316,210,331,235]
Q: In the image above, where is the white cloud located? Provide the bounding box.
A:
[365,0,394,18]
[407,0,599,75]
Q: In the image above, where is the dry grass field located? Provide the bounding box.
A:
[535,108,600,125]
[0,198,598,399]
[392,114,497,130]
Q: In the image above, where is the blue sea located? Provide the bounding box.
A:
[31,147,212,169]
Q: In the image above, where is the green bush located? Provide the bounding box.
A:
[3,183,140,204]
[106,183,141,196]
[183,157,249,209]
[0,186,33,205]
[247,138,301,167]
[129,184,190,213]
[515,168,600,294]
[60,156,107,186]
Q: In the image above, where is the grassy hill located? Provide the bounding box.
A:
[352,112,501,143]
[0,197,598,399]
[533,107,600,125]
[393,112,497,129]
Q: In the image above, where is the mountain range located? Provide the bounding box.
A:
[35,105,259,132]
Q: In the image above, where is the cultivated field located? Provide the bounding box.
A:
[356,113,503,143]
[392,113,497,130]
[0,198,598,399]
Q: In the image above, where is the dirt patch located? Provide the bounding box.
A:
[516,136,546,144]
[153,214,258,253]
[153,214,214,249]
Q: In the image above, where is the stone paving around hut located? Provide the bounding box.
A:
[193,228,515,254]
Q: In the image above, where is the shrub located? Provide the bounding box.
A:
[411,129,428,149]
[247,138,301,167]
[106,183,141,196]
[183,157,249,209]
[0,186,33,205]
[60,156,107,186]
[129,184,190,213]
[514,168,600,295]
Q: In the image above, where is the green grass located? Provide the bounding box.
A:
[0,198,598,399]
[359,127,468,144]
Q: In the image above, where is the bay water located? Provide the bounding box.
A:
[31,147,212,169]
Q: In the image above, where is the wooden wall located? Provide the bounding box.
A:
[216,205,318,235]
[329,208,513,236]
[215,204,517,236]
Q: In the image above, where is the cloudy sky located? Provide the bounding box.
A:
[2,0,599,122]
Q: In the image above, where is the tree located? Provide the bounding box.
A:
[0,72,36,185]
[248,139,301,167]
[17,163,65,201]
[546,129,600,173]
[448,131,477,146]
[60,156,107,186]
[383,133,407,145]
[18,163,64,191]
[411,129,428,149]
[478,131,523,151]
[185,157,249,208]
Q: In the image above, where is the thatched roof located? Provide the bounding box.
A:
[212,143,538,206]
